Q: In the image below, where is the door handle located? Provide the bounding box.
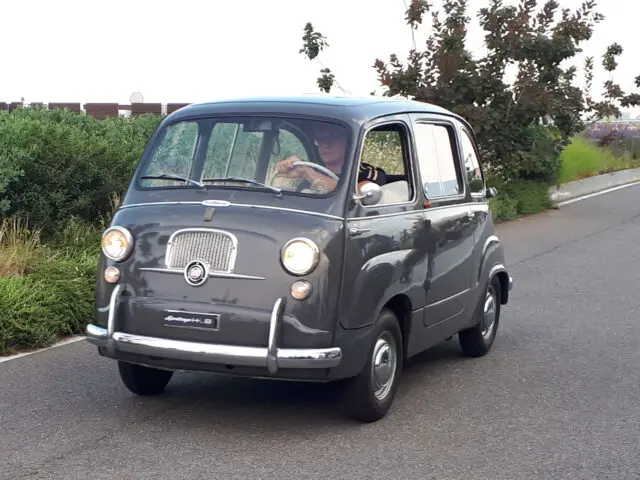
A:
[349,226,371,236]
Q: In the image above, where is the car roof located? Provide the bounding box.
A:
[167,94,472,130]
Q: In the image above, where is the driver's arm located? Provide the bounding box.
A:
[306,162,387,193]
[357,163,387,189]
[274,156,338,192]
[305,168,338,192]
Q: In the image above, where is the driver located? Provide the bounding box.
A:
[274,123,387,192]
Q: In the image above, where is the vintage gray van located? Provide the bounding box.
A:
[86,95,513,422]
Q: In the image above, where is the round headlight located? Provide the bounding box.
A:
[101,226,134,261]
[281,238,320,276]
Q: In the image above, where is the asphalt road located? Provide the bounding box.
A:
[2,185,640,480]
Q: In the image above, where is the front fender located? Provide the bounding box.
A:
[339,249,423,330]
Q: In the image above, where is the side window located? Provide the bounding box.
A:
[460,129,484,194]
[360,124,411,204]
[413,122,463,199]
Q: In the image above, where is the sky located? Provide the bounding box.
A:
[1,0,639,117]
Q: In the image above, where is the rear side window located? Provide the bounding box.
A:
[460,128,484,194]
[413,122,463,198]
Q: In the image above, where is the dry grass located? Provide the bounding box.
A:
[0,217,42,277]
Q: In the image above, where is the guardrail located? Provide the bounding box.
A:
[0,102,192,119]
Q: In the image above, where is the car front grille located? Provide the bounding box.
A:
[165,229,237,272]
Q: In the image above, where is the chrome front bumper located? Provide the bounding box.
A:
[86,285,342,374]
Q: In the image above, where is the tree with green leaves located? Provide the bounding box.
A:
[300,0,640,187]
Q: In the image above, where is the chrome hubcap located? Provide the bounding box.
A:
[481,286,497,339]
[371,332,397,401]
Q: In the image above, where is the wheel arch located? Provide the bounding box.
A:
[488,264,511,305]
[382,293,413,359]
[477,234,512,305]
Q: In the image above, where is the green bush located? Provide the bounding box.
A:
[489,196,518,222]
[509,124,564,185]
[0,214,101,355]
[0,244,98,355]
[0,108,161,239]
[487,174,553,223]
[507,179,554,215]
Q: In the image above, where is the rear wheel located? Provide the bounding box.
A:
[118,361,174,396]
[341,309,403,422]
[459,276,501,357]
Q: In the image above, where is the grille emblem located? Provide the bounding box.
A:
[184,260,209,287]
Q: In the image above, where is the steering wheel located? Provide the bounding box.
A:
[292,161,339,182]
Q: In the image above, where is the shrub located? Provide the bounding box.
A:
[506,179,554,215]
[0,216,99,355]
[0,251,97,355]
[489,196,518,223]
[0,108,161,239]
[508,124,564,185]
[487,173,553,222]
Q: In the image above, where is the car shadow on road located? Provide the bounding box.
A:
[122,338,479,429]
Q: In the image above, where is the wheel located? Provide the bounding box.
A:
[341,309,403,422]
[458,275,501,357]
[117,361,174,396]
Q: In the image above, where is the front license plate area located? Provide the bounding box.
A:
[163,310,220,331]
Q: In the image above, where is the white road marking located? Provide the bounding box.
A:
[555,180,640,207]
[0,336,86,364]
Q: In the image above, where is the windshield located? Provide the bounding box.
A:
[137,116,351,197]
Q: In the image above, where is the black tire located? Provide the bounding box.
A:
[341,309,403,423]
[118,361,174,396]
[459,275,501,357]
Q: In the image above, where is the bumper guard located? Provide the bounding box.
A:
[86,285,342,374]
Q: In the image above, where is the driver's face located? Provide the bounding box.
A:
[314,126,347,172]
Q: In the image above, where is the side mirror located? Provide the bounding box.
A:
[354,182,382,206]
[486,187,498,198]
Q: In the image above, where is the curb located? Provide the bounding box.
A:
[549,167,640,203]
[0,335,86,363]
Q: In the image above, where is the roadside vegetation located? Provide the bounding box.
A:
[558,124,640,184]
[1,0,640,355]
[0,109,161,355]
[301,0,640,222]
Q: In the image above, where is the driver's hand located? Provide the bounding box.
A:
[275,156,307,178]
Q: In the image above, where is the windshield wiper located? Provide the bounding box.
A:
[140,174,282,196]
[201,177,282,196]
[139,173,204,188]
